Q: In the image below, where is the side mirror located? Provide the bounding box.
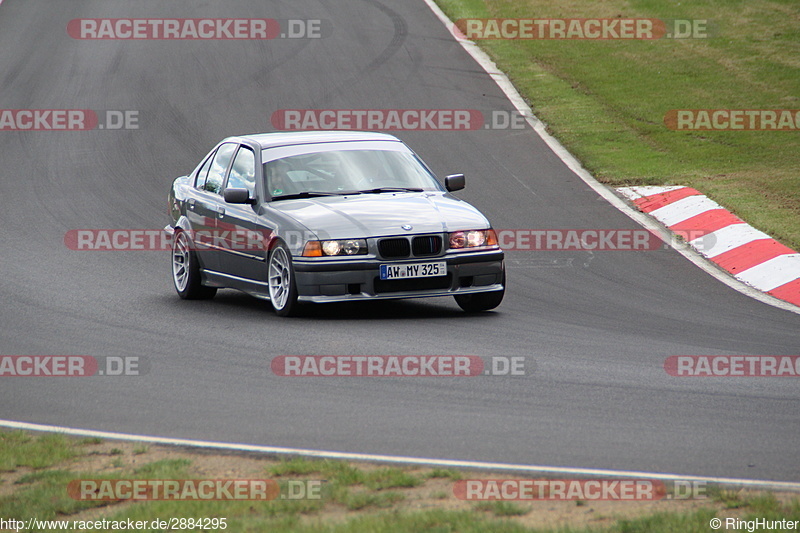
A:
[223,188,254,204]
[445,173,465,192]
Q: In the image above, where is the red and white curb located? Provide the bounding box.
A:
[618,186,800,308]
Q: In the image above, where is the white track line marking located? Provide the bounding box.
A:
[2,419,799,491]
[421,0,800,316]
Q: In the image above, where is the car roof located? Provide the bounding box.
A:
[225,131,403,150]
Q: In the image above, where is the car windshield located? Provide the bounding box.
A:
[263,149,442,198]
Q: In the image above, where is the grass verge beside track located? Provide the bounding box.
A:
[1,430,799,532]
[435,0,800,250]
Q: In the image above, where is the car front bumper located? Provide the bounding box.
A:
[292,249,505,303]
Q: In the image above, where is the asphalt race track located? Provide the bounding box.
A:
[1,1,798,483]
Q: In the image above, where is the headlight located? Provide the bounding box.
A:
[448,229,498,250]
[302,239,368,257]
[322,240,341,256]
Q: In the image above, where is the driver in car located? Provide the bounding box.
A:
[267,159,293,196]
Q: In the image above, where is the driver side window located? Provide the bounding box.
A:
[226,146,256,197]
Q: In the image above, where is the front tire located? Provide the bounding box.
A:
[268,242,300,317]
[171,230,217,300]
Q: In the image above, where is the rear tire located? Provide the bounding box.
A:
[171,230,217,300]
[268,242,300,317]
[454,273,505,312]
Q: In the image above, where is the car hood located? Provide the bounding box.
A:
[269,192,490,240]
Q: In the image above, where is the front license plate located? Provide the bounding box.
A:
[379,262,446,280]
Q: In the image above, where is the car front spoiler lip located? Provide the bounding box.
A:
[296,283,504,304]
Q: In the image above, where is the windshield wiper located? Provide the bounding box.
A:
[271,191,362,201]
[357,187,425,194]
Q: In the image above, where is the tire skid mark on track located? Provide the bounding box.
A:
[315,0,409,107]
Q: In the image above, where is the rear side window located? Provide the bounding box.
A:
[226,146,256,197]
[202,143,237,195]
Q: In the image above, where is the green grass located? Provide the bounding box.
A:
[269,457,423,490]
[132,444,149,455]
[436,0,800,250]
[342,490,405,511]
[707,485,748,509]
[0,431,77,471]
[269,457,364,486]
[268,457,422,511]
[268,456,327,477]
[362,468,424,490]
[1,470,106,520]
[426,468,463,480]
[475,500,531,516]
[2,431,800,533]
[0,459,192,522]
